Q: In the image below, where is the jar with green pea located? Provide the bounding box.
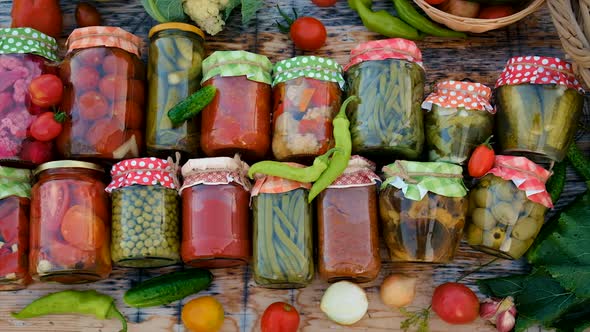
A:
[106,157,181,268]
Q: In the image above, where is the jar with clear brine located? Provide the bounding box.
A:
[423,80,494,164]
[380,161,467,263]
[30,161,111,283]
[146,23,205,159]
[466,156,553,259]
[344,38,425,160]
[57,27,145,161]
[495,56,585,162]
[107,157,181,268]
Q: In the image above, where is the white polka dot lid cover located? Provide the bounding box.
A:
[0,28,59,62]
[495,56,585,93]
[272,55,345,89]
[421,80,494,113]
[105,157,180,193]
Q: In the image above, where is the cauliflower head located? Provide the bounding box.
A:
[183,0,233,35]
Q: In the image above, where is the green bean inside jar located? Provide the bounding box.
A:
[344,38,425,161]
[495,56,585,162]
[423,80,494,164]
[106,157,181,268]
[466,156,554,260]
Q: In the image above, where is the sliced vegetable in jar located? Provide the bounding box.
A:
[60,205,106,251]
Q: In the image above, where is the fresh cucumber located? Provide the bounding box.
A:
[566,142,590,183]
[124,269,213,308]
[546,160,566,204]
[167,85,217,126]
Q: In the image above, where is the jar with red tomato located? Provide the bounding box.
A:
[271,56,343,162]
[180,156,251,268]
[57,27,145,162]
[0,28,61,166]
[30,161,111,283]
[0,167,32,291]
[200,51,272,160]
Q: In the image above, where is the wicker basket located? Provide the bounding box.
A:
[413,0,546,33]
[548,0,590,88]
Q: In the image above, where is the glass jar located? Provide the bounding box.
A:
[0,167,31,291]
[106,157,181,268]
[271,56,344,162]
[146,23,205,159]
[0,28,60,166]
[423,80,494,164]
[466,156,553,259]
[180,156,251,268]
[57,27,145,162]
[495,56,585,162]
[252,170,313,288]
[344,39,425,161]
[201,51,272,160]
[379,161,467,263]
[317,156,381,283]
[30,161,111,283]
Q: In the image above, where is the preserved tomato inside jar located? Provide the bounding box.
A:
[0,196,31,291]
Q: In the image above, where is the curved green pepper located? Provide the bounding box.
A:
[349,0,423,40]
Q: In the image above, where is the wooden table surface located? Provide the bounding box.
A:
[0,1,589,331]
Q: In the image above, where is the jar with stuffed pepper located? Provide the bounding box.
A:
[30,161,111,283]
[0,167,31,291]
[200,51,272,160]
[379,161,468,263]
[495,56,585,162]
[466,156,553,259]
[344,38,425,161]
[57,27,145,162]
[0,28,60,166]
[107,157,181,268]
[423,80,494,164]
[180,156,251,268]
[146,23,205,160]
[251,166,313,288]
[271,56,343,162]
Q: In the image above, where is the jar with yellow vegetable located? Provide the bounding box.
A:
[466,156,553,259]
[495,56,585,162]
[379,161,468,263]
[106,157,181,268]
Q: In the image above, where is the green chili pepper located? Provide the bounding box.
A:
[308,96,358,202]
[12,290,127,332]
[247,148,338,182]
[348,0,423,40]
[392,0,467,38]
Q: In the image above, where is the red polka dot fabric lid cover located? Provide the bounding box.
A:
[495,56,585,93]
[106,157,179,192]
[329,155,381,188]
[422,80,493,113]
[344,38,423,71]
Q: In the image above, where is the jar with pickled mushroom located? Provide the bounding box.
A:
[495,56,585,162]
[466,156,553,259]
[0,167,31,290]
[251,166,313,288]
[0,28,60,166]
[201,51,272,160]
[30,161,111,283]
[146,23,205,159]
[317,156,381,283]
[379,161,468,263]
[344,38,425,161]
[271,56,343,162]
[180,156,251,268]
[106,157,181,268]
[423,80,494,164]
[57,27,145,162]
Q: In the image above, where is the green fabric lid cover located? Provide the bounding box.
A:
[272,55,345,88]
[0,28,59,62]
[381,160,467,201]
[201,50,272,85]
[0,167,32,200]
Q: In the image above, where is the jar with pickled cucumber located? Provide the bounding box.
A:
[251,167,313,288]
[466,156,553,259]
[146,23,205,159]
[379,161,468,263]
[495,56,585,162]
[344,38,425,161]
[423,80,494,164]
[106,157,181,268]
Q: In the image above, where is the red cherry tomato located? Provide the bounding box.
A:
[71,67,100,92]
[98,75,129,101]
[76,48,107,67]
[28,74,63,108]
[478,5,514,19]
[432,283,480,324]
[30,112,66,141]
[78,91,109,120]
[261,302,300,332]
[312,0,337,7]
[290,17,327,51]
[468,136,495,178]
[425,0,446,4]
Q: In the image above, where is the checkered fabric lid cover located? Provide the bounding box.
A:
[67,26,142,57]
[179,155,251,193]
[344,38,423,71]
[251,162,311,196]
[328,155,380,188]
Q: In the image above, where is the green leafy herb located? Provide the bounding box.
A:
[224,0,263,25]
[399,307,430,332]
